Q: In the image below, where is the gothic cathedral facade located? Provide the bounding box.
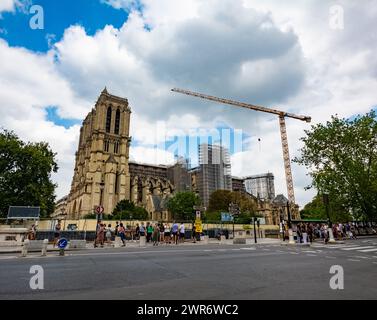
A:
[66,88,132,218]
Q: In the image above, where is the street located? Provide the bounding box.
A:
[0,238,377,300]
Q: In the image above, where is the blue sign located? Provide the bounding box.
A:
[57,238,68,249]
[221,212,233,222]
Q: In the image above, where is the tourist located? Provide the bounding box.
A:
[114,221,119,237]
[118,223,126,246]
[28,224,37,241]
[135,223,140,240]
[159,223,165,242]
[147,223,154,243]
[53,221,62,248]
[192,223,196,243]
[164,224,171,244]
[96,223,105,247]
[139,222,145,237]
[106,224,113,244]
[171,221,179,245]
[152,223,159,246]
[179,222,185,243]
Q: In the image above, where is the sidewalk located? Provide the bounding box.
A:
[0,237,281,254]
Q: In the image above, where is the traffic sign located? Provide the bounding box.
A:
[193,205,206,211]
[57,238,68,249]
[196,211,201,220]
[95,206,104,214]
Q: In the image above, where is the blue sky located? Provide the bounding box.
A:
[0,0,131,52]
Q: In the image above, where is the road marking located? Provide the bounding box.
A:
[240,248,256,250]
[373,262,377,264]
[348,259,361,262]
[325,256,336,259]
[204,250,213,252]
[262,249,270,251]
[304,250,318,253]
[231,249,241,251]
[306,254,317,257]
[341,246,375,251]
[0,256,17,260]
[358,248,377,253]
[290,252,299,255]
[354,256,370,259]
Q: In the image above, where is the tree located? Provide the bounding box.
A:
[207,190,257,223]
[300,194,352,222]
[0,130,58,218]
[294,111,377,221]
[167,191,200,221]
[111,199,148,220]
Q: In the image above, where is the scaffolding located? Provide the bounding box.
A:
[197,144,232,206]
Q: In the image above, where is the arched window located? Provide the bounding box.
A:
[106,107,112,133]
[114,109,121,134]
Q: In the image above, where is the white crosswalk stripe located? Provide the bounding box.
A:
[359,248,377,253]
[341,246,375,251]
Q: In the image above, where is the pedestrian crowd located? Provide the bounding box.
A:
[94,220,198,247]
[284,222,360,244]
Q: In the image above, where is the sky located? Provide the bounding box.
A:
[0,0,376,206]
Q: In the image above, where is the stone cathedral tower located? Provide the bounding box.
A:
[66,88,132,218]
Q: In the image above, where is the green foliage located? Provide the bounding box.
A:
[167,191,200,221]
[111,200,149,220]
[294,111,377,221]
[207,190,257,223]
[300,194,352,222]
[0,130,58,218]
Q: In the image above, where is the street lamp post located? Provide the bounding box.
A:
[287,201,295,244]
[323,193,336,243]
[253,217,257,244]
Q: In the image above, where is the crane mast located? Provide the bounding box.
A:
[171,88,311,205]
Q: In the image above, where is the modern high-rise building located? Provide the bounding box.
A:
[244,173,275,201]
[196,143,232,206]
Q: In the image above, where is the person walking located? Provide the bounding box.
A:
[96,223,105,248]
[118,223,126,246]
[135,223,140,240]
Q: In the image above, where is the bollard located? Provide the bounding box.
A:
[302,233,308,245]
[288,229,295,244]
[41,239,48,256]
[202,236,209,244]
[220,235,226,244]
[21,239,29,257]
[59,248,65,256]
[139,235,146,247]
[114,236,123,248]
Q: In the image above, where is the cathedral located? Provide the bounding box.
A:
[65,88,173,220]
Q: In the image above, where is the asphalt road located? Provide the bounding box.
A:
[1,239,377,300]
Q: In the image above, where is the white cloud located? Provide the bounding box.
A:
[1,0,376,207]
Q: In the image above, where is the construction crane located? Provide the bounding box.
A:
[171,88,311,205]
